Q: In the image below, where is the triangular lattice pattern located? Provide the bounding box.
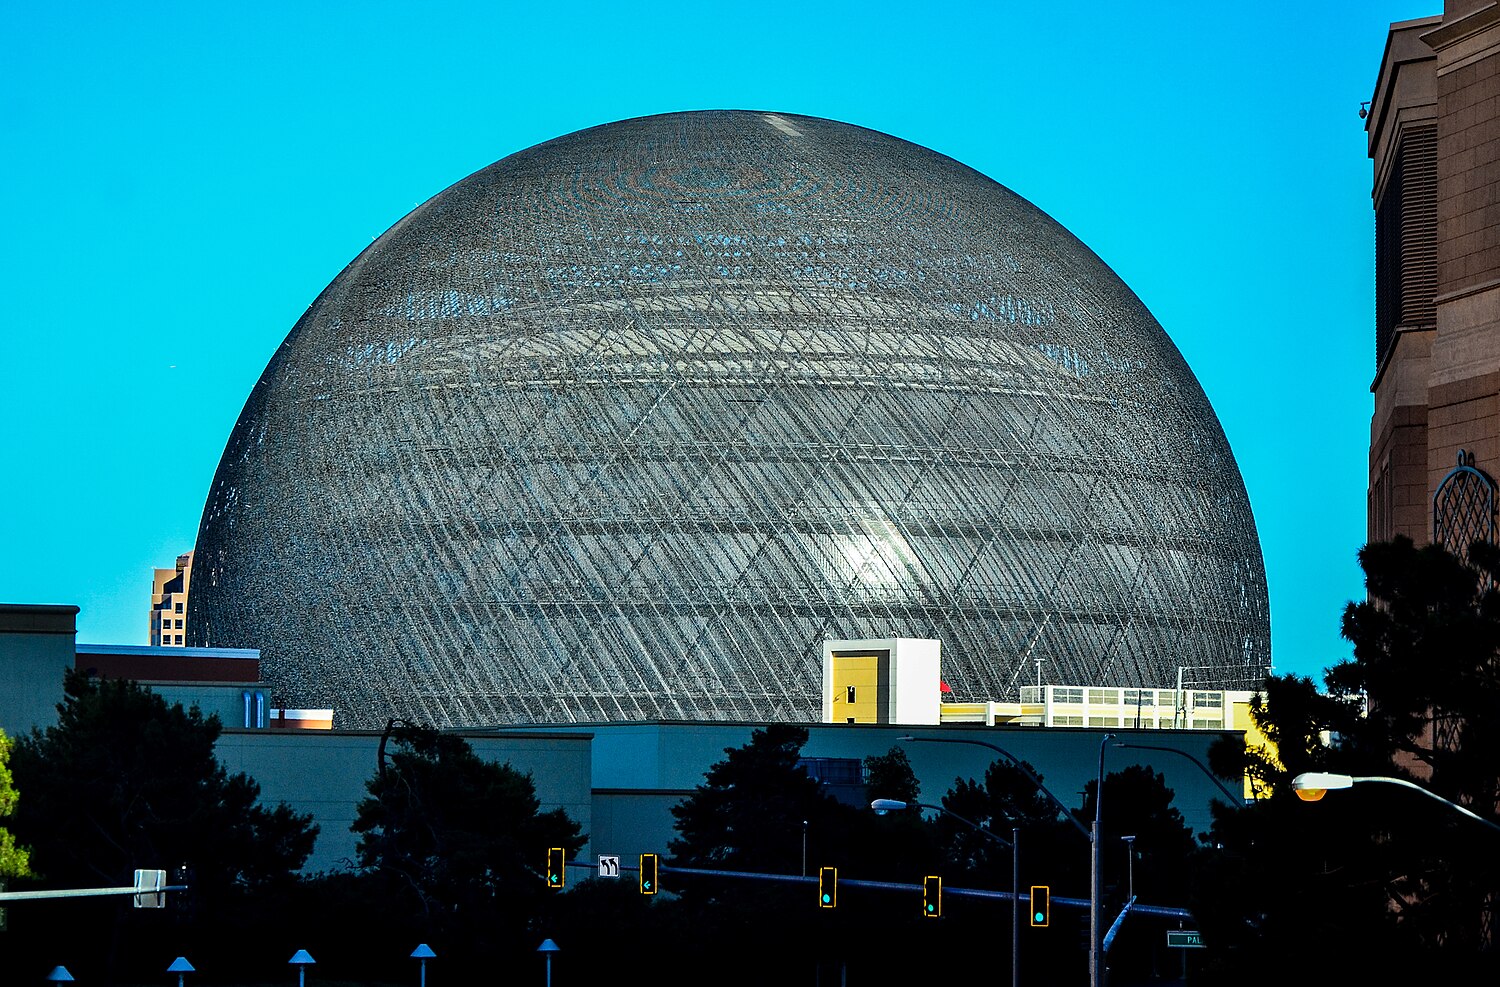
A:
[188,111,1269,728]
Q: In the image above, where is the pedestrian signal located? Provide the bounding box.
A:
[546,847,565,889]
[640,853,659,894]
[1030,885,1050,926]
[923,875,942,918]
[818,866,837,908]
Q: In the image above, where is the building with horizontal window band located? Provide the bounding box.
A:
[3,607,1256,871]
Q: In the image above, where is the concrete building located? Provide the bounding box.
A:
[1,603,1246,873]
[1367,4,1500,552]
[149,551,192,647]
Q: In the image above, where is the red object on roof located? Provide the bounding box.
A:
[940,680,953,694]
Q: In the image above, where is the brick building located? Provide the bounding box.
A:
[1368,3,1500,553]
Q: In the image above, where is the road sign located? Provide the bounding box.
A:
[133,869,166,909]
[598,855,620,878]
[1166,930,1205,948]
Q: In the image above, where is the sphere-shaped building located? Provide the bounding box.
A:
[189,111,1269,728]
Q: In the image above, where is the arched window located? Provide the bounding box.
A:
[1433,449,1495,563]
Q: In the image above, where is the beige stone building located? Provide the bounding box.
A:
[1368,3,1500,552]
[149,550,192,647]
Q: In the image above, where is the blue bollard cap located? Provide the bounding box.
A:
[536,938,560,953]
[167,957,196,973]
[289,949,316,966]
[411,944,437,959]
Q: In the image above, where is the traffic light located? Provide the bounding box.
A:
[640,853,659,894]
[818,866,837,908]
[923,875,942,918]
[1030,885,1050,926]
[546,847,565,889]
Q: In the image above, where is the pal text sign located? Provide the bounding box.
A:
[1166,930,1204,949]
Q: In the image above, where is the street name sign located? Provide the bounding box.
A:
[1166,930,1204,949]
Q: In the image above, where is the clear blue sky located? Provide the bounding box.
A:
[0,1,1421,683]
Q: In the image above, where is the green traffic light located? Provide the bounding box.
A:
[926,904,935,913]
[822,893,830,904]
[1034,911,1044,923]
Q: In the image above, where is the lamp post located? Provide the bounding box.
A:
[899,734,1103,987]
[167,957,195,987]
[288,949,315,987]
[1120,837,1136,900]
[1291,772,1500,835]
[870,798,1018,987]
[1089,733,1117,987]
[537,938,560,987]
[410,944,436,987]
[1111,742,1245,805]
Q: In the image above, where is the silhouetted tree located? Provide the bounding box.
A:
[6,670,316,983]
[863,745,920,805]
[1198,536,1500,981]
[668,724,848,880]
[349,719,584,970]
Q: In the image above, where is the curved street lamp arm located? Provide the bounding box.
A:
[1353,776,1500,836]
[913,801,1013,849]
[1112,742,1244,806]
[899,735,1091,840]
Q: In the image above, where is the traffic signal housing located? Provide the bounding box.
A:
[923,875,942,918]
[640,853,659,894]
[1030,885,1050,926]
[818,866,837,908]
[546,847,565,889]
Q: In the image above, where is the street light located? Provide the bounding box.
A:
[1291,772,1500,835]
[167,957,195,987]
[869,797,1017,987]
[288,949,315,987]
[537,938,560,987]
[898,733,1107,987]
[410,944,436,987]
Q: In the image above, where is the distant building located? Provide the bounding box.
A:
[1367,5,1500,552]
[149,551,192,647]
[76,641,270,729]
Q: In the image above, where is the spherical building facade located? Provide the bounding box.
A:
[189,111,1269,728]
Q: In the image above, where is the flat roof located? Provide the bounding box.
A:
[77,643,260,660]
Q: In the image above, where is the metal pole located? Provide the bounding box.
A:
[802,820,808,877]
[1090,733,1115,987]
[419,960,426,987]
[1090,818,1101,987]
[1011,826,1019,987]
[545,953,551,987]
